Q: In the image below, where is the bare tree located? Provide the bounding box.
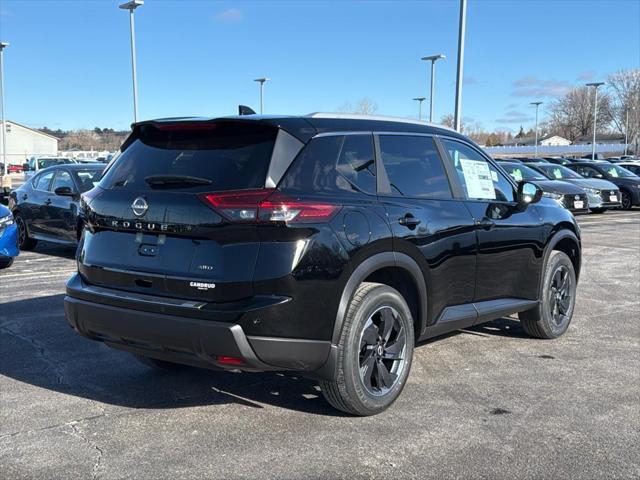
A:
[338,98,378,115]
[607,69,640,152]
[547,86,613,141]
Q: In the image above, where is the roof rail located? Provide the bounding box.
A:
[305,112,457,132]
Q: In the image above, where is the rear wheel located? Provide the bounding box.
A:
[621,190,632,210]
[319,282,414,416]
[590,208,606,214]
[15,213,37,250]
[519,251,576,339]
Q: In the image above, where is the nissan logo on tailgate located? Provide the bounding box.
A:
[131,197,149,217]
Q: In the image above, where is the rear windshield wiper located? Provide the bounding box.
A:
[144,175,213,187]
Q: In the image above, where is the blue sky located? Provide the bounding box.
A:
[1,0,638,132]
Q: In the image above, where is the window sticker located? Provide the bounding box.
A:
[460,159,496,200]
[607,167,618,177]
[552,168,562,179]
[490,170,498,182]
[510,168,524,182]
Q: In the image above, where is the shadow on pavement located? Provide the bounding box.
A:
[466,317,529,338]
[0,294,345,417]
[24,243,77,260]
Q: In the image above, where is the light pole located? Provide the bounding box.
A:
[421,54,445,122]
[0,42,8,178]
[453,0,467,132]
[530,101,542,158]
[586,82,605,160]
[413,97,426,121]
[254,78,269,114]
[119,0,144,123]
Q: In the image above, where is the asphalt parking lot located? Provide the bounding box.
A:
[1,210,639,479]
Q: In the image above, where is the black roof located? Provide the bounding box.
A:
[132,114,468,144]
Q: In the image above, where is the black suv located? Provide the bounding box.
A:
[64,114,581,416]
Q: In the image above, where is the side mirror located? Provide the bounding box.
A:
[54,186,75,197]
[22,163,30,171]
[517,181,542,208]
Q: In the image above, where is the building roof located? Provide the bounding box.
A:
[500,134,568,146]
[7,120,60,141]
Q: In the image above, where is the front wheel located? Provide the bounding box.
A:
[319,282,414,416]
[519,251,576,339]
[621,190,632,210]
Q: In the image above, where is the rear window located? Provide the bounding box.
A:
[99,122,278,192]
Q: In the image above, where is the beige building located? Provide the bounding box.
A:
[0,120,59,166]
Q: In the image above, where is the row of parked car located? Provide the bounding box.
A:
[494,156,640,213]
[0,155,115,175]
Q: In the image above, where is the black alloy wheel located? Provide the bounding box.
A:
[358,306,408,396]
[547,265,573,335]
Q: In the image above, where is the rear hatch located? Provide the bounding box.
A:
[80,120,280,303]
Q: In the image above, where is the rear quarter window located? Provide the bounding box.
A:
[279,134,376,195]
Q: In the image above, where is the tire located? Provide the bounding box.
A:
[0,257,13,269]
[15,213,37,250]
[621,190,632,210]
[519,251,576,339]
[589,208,606,214]
[133,354,183,370]
[319,282,414,416]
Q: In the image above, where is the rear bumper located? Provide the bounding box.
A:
[64,273,332,376]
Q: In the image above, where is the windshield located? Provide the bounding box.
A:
[538,165,583,180]
[99,123,278,192]
[602,164,637,178]
[501,164,547,182]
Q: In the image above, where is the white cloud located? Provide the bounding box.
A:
[215,8,243,23]
[511,76,571,98]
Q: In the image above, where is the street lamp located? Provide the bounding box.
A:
[413,97,426,121]
[453,0,467,132]
[254,78,269,114]
[0,42,8,178]
[586,82,605,160]
[420,54,445,122]
[530,101,542,158]
[119,0,144,123]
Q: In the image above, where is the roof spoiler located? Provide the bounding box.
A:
[238,105,256,116]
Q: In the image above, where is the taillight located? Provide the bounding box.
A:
[216,355,245,366]
[200,189,340,224]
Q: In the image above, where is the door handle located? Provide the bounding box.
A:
[475,217,496,230]
[44,198,52,206]
[398,215,421,227]
[22,194,28,200]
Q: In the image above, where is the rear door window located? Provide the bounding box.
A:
[34,171,55,191]
[99,122,278,192]
[378,135,451,198]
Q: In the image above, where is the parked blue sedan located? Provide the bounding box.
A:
[0,203,19,269]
